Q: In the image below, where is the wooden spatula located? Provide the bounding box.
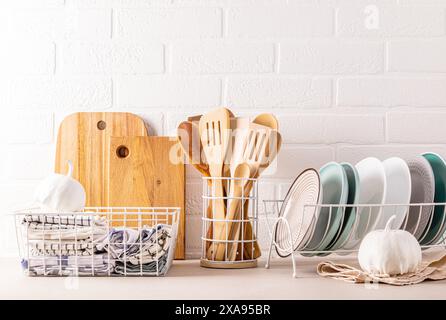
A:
[227,123,271,260]
[199,108,231,260]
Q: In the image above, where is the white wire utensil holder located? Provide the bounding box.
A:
[263,200,446,278]
[15,207,180,277]
[201,177,259,269]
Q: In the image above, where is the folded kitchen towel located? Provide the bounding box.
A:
[317,251,446,286]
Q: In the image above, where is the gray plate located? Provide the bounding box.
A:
[404,156,435,240]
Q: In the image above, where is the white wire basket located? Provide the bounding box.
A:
[14,207,180,277]
[200,177,260,268]
[263,200,446,278]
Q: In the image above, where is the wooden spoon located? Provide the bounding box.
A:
[199,108,231,260]
[212,162,252,261]
[253,113,278,131]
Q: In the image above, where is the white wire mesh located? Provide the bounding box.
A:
[264,200,446,278]
[201,177,259,265]
[14,207,180,277]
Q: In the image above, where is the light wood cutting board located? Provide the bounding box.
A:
[107,136,185,260]
[55,112,148,207]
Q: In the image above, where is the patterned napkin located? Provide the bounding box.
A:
[317,251,446,286]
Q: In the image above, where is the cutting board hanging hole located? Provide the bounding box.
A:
[97,120,106,130]
[116,145,129,158]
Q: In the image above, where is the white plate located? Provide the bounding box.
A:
[275,169,322,257]
[375,157,411,229]
[342,157,386,250]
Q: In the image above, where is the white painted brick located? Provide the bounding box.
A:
[337,77,446,107]
[60,41,164,74]
[0,183,38,212]
[0,111,53,144]
[186,214,202,252]
[389,39,446,72]
[280,41,384,74]
[226,77,332,108]
[227,6,334,37]
[1,145,54,181]
[9,8,111,40]
[116,76,221,108]
[66,0,172,6]
[387,111,446,143]
[399,0,446,5]
[116,8,222,38]
[186,181,202,216]
[337,145,446,164]
[278,113,385,144]
[171,41,275,74]
[0,77,112,109]
[262,145,335,179]
[0,182,39,256]
[174,0,289,5]
[337,5,444,37]
[0,0,63,8]
[0,41,54,75]
[257,181,277,214]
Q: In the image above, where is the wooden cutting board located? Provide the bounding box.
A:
[55,112,148,207]
[107,136,185,259]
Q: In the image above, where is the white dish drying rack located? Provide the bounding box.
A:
[263,200,446,278]
[14,207,180,277]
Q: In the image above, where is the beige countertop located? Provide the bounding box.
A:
[1,256,445,300]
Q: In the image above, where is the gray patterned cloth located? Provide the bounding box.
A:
[22,255,114,276]
[28,239,95,256]
[97,224,172,275]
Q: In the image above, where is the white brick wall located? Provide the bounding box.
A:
[2,0,446,258]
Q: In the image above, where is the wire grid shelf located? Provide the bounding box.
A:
[263,200,446,278]
[200,177,259,268]
[14,207,180,277]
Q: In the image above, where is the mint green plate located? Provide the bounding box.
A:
[301,162,348,257]
[323,163,360,254]
[420,152,446,245]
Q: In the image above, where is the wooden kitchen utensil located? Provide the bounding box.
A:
[226,123,271,260]
[199,108,231,260]
[107,136,185,259]
[238,116,280,260]
[55,112,148,207]
[213,163,252,261]
[177,121,215,251]
[177,121,209,176]
[242,131,282,260]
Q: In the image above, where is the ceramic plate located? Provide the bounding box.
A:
[274,169,321,257]
[420,152,446,245]
[325,163,360,253]
[343,157,386,250]
[302,162,348,256]
[376,157,411,230]
[404,156,435,240]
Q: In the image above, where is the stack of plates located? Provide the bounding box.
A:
[276,153,446,257]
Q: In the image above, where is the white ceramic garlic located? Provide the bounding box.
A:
[34,161,86,212]
[358,215,422,276]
